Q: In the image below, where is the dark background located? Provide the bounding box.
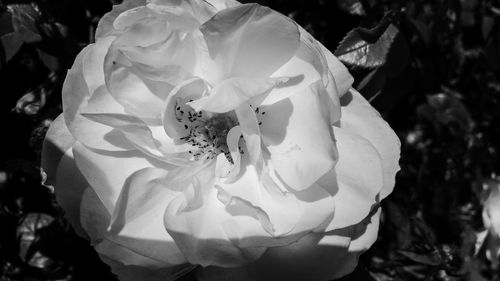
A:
[1,0,499,280]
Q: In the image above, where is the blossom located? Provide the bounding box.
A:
[42,0,401,280]
[476,179,500,267]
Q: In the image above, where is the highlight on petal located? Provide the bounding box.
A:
[72,142,158,214]
[63,47,133,151]
[339,89,401,199]
[108,66,168,120]
[200,3,300,80]
[260,81,337,191]
[107,168,187,266]
[327,127,383,230]
[187,77,288,113]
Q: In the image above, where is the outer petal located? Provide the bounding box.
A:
[95,0,147,40]
[195,228,351,281]
[80,186,195,277]
[72,143,161,214]
[195,209,382,281]
[107,168,188,266]
[41,114,74,186]
[41,114,88,238]
[339,89,401,199]
[260,81,337,191]
[327,127,383,230]
[63,44,132,151]
[200,3,300,81]
[100,256,195,281]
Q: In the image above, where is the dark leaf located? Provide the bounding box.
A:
[336,0,366,16]
[0,10,13,36]
[357,67,387,101]
[398,250,442,266]
[1,32,23,63]
[16,213,55,268]
[7,3,42,43]
[334,13,399,68]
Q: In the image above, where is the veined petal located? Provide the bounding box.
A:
[339,89,401,199]
[261,81,337,191]
[107,168,187,266]
[187,77,288,113]
[327,127,383,230]
[200,3,300,80]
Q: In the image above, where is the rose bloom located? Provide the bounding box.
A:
[42,0,401,280]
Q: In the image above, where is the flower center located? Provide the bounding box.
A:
[175,100,238,162]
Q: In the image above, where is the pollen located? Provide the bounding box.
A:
[175,100,239,163]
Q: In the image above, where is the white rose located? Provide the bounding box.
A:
[42,1,401,280]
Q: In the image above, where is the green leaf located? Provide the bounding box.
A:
[334,14,399,68]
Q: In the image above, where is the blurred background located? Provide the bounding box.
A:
[0,0,499,280]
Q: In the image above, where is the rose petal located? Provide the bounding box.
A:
[260,81,337,191]
[260,39,324,106]
[164,163,267,267]
[72,142,159,214]
[95,0,147,39]
[108,66,168,120]
[216,158,302,239]
[234,103,261,165]
[41,114,74,186]
[63,46,132,151]
[200,3,300,81]
[327,127,383,230]
[163,77,209,139]
[80,187,110,244]
[195,228,352,281]
[53,147,89,238]
[339,89,401,199]
[107,168,187,266]
[187,77,288,113]
[100,255,195,281]
[82,36,115,96]
[82,113,192,165]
